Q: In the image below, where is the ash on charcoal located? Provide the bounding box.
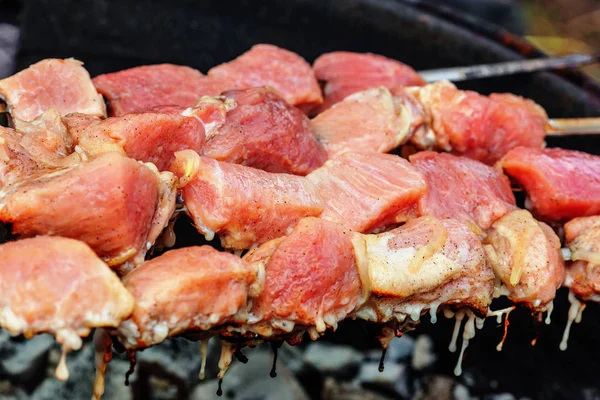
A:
[191,345,309,400]
[355,361,412,399]
[0,380,27,400]
[133,337,212,399]
[581,387,600,400]
[411,335,437,371]
[484,394,515,400]
[414,375,455,400]
[1,335,53,386]
[303,342,362,377]
[365,335,415,364]
[323,377,395,400]
[101,353,134,400]
[453,383,471,400]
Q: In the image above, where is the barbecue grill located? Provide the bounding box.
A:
[2,1,600,399]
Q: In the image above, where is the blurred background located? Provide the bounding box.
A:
[0,0,598,78]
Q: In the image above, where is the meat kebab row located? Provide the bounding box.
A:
[0,44,599,399]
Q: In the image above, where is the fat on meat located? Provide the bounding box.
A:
[0,59,106,121]
[0,152,176,273]
[355,216,495,323]
[64,104,209,171]
[501,146,600,222]
[485,209,565,310]
[92,64,229,117]
[410,151,516,233]
[204,87,327,175]
[0,109,82,191]
[208,44,323,112]
[564,216,600,302]
[170,151,324,250]
[307,152,427,233]
[0,236,133,379]
[242,217,370,339]
[118,246,258,349]
[311,87,426,158]
[312,51,425,112]
[413,81,547,164]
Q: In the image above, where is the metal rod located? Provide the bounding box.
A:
[546,118,600,136]
[419,53,598,83]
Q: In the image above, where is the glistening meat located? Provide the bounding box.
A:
[204,87,327,175]
[0,58,106,121]
[92,64,224,117]
[118,246,259,350]
[171,151,324,250]
[208,44,323,112]
[413,81,547,164]
[312,51,425,112]
[0,236,133,380]
[307,152,427,233]
[501,146,600,222]
[311,87,422,157]
[0,152,176,273]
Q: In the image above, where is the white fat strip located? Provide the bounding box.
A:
[217,341,234,380]
[199,338,210,380]
[560,291,586,351]
[454,310,477,376]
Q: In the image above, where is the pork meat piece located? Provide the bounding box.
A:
[311,87,426,158]
[355,217,494,323]
[413,81,547,164]
[0,236,133,380]
[307,152,426,233]
[410,151,516,233]
[65,105,207,170]
[242,217,369,339]
[204,87,327,175]
[208,44,322,112]
[92,64,229,117]
[0,152,176,273]
[171,152,324,250]
[564,216,600,302]
[0,109,81,190]
[500,146,600,222]
[312,51,425,112]
[0,59,106,121]
[485,209,565,310]
[118,246,258,349]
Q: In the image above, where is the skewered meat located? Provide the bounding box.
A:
[412,81,547,164]
[170,151,324,250]
[0,236,133,380]
[64,104,209,170]
[118,246,258,350]
[500,146,600,222]
[306,152,427,233]
[241,217,370,339]
[204,87,327,175]
[355,217,494,323]
[0,152,176,273]
[0,109,81,190]
[312,51,425,112]
[564,216,600,302]
[410,151,516,233]
[208,44,323,112]
[0,58,106,121]
[485,210,565,310]
[310,87,424,158]
[92,64,228,117]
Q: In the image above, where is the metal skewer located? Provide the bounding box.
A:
[546,118,600,136]
[419,53,599,83]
